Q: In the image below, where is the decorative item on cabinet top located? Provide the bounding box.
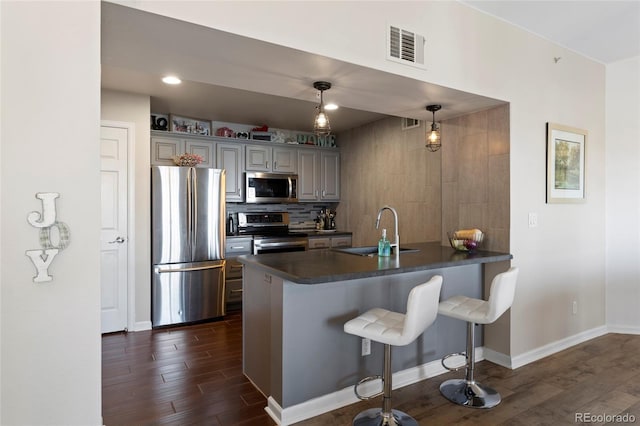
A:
[169,114,211,136]
[152,116,338,147]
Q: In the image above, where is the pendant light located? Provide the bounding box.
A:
[313,81,332,135]
[425,104,442,152]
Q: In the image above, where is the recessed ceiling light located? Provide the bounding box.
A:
[325,103,339,111]
[162,76,182,85]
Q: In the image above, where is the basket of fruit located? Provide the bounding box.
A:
[448,229,484,252]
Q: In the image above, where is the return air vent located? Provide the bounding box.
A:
[402,117,421,130]
[387,25,425,68]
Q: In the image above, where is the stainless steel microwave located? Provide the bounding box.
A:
[245,172,298,203]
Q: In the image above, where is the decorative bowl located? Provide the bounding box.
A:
[448,229,484,252]
[173,153,204,167]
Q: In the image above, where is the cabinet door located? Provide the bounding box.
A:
[186,139,214,168]
[308,237,331,250]
[321,151,340,200]
[330,236,352,248]
[151,136,184,166]
[245,145,271,171]
[297,150,319,201]
[216,143,244,202]
[273,147,297,173]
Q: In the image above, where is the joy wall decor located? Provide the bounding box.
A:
[25,193,71,282]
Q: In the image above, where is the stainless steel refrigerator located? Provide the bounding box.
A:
[151,166,226,327]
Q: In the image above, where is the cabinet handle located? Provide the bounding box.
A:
[230,264,243,270]
[230,289,244,294]
[274,161,277,169]
[266,161,269,168]
[322,190,326,197]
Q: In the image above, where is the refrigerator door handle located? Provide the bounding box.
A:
[155,263,224,273]
[186,167,193,258]
[191,167,198,259]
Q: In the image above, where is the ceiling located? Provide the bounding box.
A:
[462,1,640,64]
[101,1,639,134]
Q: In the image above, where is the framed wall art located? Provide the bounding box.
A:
[546,122,587,203]
[169,114,211,136]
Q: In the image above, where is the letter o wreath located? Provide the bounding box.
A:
[39,221,71,250]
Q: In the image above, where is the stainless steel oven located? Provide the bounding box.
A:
[237,212,308,254]
[253,235,308,254]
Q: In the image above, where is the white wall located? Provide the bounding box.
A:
[101,90,152,330]
[128,0,607,358]
[605,56,640,332]
[0,2,102,425]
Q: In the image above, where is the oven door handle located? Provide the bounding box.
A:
[254,241,307,249]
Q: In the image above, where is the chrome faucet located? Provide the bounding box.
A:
[375,205,399,252]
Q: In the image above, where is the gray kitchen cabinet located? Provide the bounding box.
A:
[308,234,352,250]
[225,237,253,308]
[297,149,340,201]
[185,139,214,168]
[245,144,297,173]
[151,133,213,167]
[151,135,183,166]
[216,142,244,202]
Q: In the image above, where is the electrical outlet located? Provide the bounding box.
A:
[528,212,538,228]
[572,301,578,315]
[361,338,371,356]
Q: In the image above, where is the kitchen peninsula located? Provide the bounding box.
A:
[238,242,512,424]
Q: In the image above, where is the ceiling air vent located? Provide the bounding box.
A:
[387,25,425,68]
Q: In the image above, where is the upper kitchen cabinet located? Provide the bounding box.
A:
[216,142,244,202]
[297,149,340,201]
[151,133,214,167]
[245,144,296,173]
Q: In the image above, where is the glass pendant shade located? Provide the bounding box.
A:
[313,81,332,136]
[425,104,442,152]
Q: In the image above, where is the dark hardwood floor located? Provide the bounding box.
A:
[103,312,640,426]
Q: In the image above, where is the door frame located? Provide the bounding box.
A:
[101,120,136,332]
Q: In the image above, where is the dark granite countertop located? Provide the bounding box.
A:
[238,241,512,284]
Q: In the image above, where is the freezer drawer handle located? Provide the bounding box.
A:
[156,264,223,273]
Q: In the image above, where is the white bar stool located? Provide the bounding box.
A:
[344,275,443,426]
[437,267,519,409]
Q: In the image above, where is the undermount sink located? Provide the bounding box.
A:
[332,246,420,257]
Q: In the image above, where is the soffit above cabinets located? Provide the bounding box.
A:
[101,2,506,133]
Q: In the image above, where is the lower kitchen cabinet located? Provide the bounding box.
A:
[308,234,352,250]
[225,237,252,310]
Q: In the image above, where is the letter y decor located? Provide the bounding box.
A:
[25,192,71,283]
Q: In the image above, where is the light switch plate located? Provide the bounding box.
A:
[528,212,538,228]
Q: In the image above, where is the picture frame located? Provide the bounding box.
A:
[169,114,211,136]
[546,122,587,203]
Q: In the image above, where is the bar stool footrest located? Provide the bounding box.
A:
[354,375,383,400]
[439,378,501,409]
[441,352,467,372]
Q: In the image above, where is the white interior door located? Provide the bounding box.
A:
[100,125,129,333]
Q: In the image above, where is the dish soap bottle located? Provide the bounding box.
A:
[378,228,391,257]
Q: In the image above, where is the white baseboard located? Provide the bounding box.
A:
[265,326,619,424]
[607,324,640,335]
[132,320,152,332]
[265,350,483,426]
[482,347,512,369]
[510,325,607,369]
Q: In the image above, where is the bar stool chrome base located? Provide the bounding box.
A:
[353,408,418,426]
[439,378,501,409]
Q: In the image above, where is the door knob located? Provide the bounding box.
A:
[108,236,126,244]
